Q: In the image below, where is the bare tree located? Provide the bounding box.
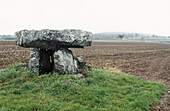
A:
[118,34,124,40]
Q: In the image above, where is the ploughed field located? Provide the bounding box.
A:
[0,41,170,110]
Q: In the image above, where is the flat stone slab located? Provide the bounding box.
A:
[15,29,92,50]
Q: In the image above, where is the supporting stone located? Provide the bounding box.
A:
[29,48,52,74]
[28,48,40,73]
[77,56,86,68]
[53,48,79,74]
[29,48,80,75]
[76,56,89,76]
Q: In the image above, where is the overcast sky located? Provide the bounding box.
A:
[0,0,170,36]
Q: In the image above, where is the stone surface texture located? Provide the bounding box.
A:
[16,29,92,75]
[29,48,52,74]
[53,48,78,74]
[77,56,86,67]
[28,48,40,73]
[15,29,92,50]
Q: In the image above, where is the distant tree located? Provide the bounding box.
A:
[135,33,138,37]
[118,34,124,40]
[141,37,144,40]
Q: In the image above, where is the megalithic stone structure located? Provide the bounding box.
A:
[15,29,92,74]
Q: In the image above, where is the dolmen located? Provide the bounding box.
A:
[15,29,92,74]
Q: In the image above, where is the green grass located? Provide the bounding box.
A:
[0,63,165,111]
[0,38,15,41]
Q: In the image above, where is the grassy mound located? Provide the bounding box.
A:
[0,63,165,111]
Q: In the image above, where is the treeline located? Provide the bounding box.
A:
[0,35,14,40]
[0,35,14,38]
[93,32,170,40]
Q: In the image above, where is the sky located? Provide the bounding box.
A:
[0,0,170,36]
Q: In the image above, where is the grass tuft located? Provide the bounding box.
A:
[0,63,165,111]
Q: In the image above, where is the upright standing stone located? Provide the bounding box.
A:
[53,48,78,74]
[29,48,40,73]
[29,48,52,74]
